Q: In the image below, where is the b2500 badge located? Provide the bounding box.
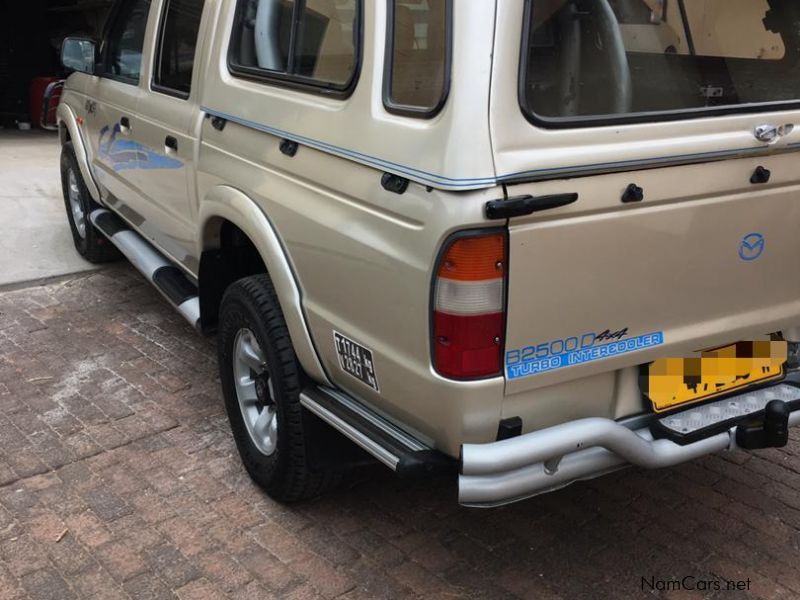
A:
[506,327,664,380]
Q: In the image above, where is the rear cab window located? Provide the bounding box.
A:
[154,0,206,98]
[228,0,361,96]
[521,0,800,126]
[384,0,451,117]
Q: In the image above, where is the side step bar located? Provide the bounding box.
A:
[90,209,201,330]
[300,386,455,477]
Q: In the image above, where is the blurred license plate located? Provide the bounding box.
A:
[643,341,787,412]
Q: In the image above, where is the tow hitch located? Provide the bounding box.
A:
[736,399,790,449]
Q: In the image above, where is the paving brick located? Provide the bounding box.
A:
[20,568,77,600]
[0,564,24,600]
[3,268,800,599]
[84,487,134,523]
[122,572,176,600]
[68,563,122,599]
[45,535,95,575]
[209,494,265,530]
[195,549,252,593]
[156,518,211,558]
[95,540,147,582]
[64,510,113,548]
[25,509,67,543]
[107,516,165,554]
[0,535,52,578]
[175,578,227,600]
[144,543,200,589]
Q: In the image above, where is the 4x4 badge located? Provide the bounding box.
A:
[84,99,97,115]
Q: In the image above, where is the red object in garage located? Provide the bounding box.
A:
[29,76,63,129]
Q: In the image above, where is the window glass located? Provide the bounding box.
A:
[155,0,205,96]
[386,0,449,113]
[104,0,151,83]
[522,0,800,123]
[230,0,358,88]
[295,0,357,84]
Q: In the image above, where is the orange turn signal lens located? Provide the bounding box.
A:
[437,234,506,282]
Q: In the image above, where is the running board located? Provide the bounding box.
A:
[90,209,200,330]
[300,386,455,477]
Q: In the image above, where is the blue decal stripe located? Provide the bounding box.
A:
[202,107,800,187]
[507,332,665,380]
[201,107,497,188]
[496,145,783,181]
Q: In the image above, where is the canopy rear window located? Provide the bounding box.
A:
[520,0,800,126]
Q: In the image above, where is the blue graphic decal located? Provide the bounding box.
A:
[99,124,183,172]
[202,106,792,190]
[738,232,765,262]
[506,331,664,380]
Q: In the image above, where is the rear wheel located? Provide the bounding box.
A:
[218,275,339,502]
[60,142,119,263]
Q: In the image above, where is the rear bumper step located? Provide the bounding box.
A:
[90,209,200,329]
[459,378,800,507]
[300,386,455,477]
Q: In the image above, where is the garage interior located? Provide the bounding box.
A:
[0,0,113,287]
[0,0,113,128]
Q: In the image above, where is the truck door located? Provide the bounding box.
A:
[125,0,206,272]
[83,0,150,210]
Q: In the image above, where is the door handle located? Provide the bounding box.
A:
[754,123,794,145]
[165,136,178,152]
[119,116,131,132]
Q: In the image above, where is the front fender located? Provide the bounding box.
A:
[198,185,331,386]
[57,102,101,202]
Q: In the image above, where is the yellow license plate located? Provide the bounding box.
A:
[643,341,788,413]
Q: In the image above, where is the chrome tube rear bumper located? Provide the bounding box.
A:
[459,397,800,507]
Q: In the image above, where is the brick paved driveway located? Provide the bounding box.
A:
[1,266,800,600]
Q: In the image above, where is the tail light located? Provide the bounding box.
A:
[432,231,507,379]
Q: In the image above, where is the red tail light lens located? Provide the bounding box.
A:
[432,231,507,379]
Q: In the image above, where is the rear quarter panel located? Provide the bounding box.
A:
[195,0,504,454]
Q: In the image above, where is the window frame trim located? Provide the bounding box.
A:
[151,0,200,100]
[98,0,151,86]
[226,0,364,100]
[517,0,800,130]
[382,0,453,119]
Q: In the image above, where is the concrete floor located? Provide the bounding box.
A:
[0,130,96,288]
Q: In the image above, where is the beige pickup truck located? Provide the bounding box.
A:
[54,0,800,506]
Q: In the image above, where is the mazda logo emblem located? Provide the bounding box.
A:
[739,233,765,262]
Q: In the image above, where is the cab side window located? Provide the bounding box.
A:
[229,0,361,95]
[384,0,451,117]
[154,0,206,97]
[103,0,152,84]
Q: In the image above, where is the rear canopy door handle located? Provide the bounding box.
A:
[165,135,178,151]
[485,193,579,220]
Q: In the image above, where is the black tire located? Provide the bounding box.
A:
[218,275,339,502]
[60,142,120,263]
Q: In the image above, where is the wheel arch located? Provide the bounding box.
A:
[57,102,101,202]
[197,185,331,386]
